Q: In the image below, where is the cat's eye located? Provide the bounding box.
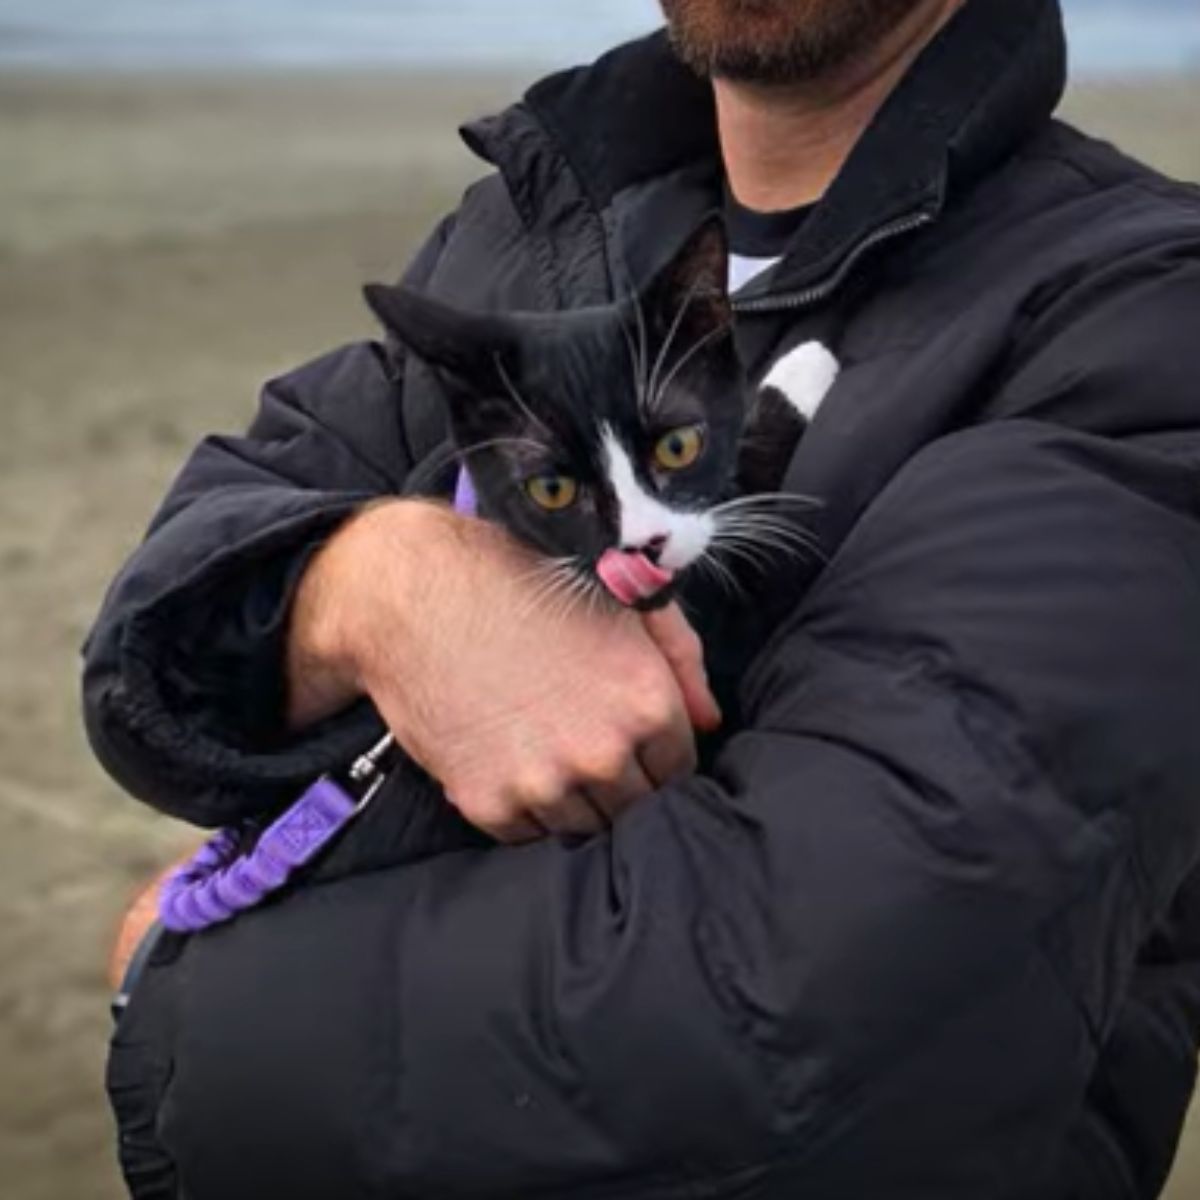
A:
[525,474,578,511]
[653,425,704,472]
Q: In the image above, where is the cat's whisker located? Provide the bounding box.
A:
[518,574,567,623]
[711,540,779,576]
[714,521,822,559]
[589,585,608,621]
[715,509,806,531]
[632,288,650,398]
[710,491,823,515]
[716,512,820,542]
[493,353,554,440]
[570,570,601,616]
[405,434,551,496]
[523,556,598,628]
[548,575,590,627]
[575,566,609,622]
[715,521,820,550]
[411,443,457,482]
[646,272,705,411]
[715,514,818,544]
[712,528,786,559]
[540,582,576,627]
[516,554,578,591]
[545,566,592,627]
[650,321,731,414]
[715,507,823,540]
[619,307,651,420]
[580,567,609,621]
[458,435,551,461]
[518,557,582,622]
[722,525,825,562]
[694,550,746,601]
[713,522,826,567]
[619,317,641,399]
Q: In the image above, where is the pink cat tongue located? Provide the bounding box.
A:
[597,549,675,606]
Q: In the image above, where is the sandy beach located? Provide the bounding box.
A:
[1,68,1198,1199]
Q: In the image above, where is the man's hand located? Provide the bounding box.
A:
[107,859,187,990]
[287,500,721,842]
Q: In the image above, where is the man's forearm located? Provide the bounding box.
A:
[281,494,717,843]
[284,498,444,729]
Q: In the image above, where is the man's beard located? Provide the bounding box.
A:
[660,0,932,85]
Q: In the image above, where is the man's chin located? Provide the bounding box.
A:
[660,0,929,85]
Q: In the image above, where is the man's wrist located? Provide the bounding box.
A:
[284,498,455,729]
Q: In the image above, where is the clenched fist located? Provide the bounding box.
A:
[286,500,721,842]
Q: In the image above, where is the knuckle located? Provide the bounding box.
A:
[451,789,504,826]
[629,684,679,737]
[515,768,563,810]
[474,804,536,844]
[578,738,633,784]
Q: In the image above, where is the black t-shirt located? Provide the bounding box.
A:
[724,186,812,293]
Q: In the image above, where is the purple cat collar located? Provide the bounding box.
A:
[453,466,478,516]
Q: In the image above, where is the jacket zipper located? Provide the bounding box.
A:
[731,210,935,315]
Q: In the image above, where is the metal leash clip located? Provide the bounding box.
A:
[346,731,397,814]
[157,729,399,934]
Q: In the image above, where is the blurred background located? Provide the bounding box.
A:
[0,2,1197,1197]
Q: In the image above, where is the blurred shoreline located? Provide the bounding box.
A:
[0,66,1198,1200]
[1,0,1197,74]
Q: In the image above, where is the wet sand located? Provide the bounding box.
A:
[0,69,1197,1199]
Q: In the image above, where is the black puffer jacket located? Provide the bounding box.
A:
[89,1,1200,1197]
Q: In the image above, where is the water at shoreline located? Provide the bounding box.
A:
[0,0,1197,77]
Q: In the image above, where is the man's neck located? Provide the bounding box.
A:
[717,0,964,213]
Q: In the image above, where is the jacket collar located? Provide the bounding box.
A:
[464,0,1067,301]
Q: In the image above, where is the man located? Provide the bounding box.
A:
[90,0,1200,1196]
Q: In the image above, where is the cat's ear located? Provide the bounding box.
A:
[364,283,531,447]
[642,213,732,341]
[363,283,509,381]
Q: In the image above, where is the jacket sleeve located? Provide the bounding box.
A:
[1059,866,1200,1199]
[1001,246,1200,1200]
[82,216,455,828]
[161,404,1200,1199]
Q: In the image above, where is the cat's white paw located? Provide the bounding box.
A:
[761,342,841,423]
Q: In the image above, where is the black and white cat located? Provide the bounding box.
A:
[364,217,838,610]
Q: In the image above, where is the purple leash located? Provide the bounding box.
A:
[159,468,477,934]
[159,734,394,932]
